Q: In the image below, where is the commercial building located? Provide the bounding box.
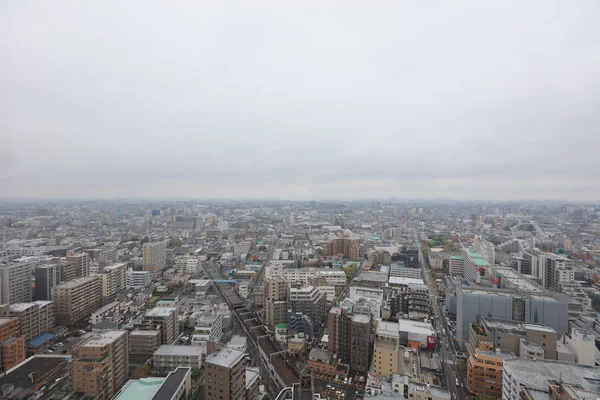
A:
[469,317,557,360]
[114,367,192,400]
[0,259,33,304]
[502,358,600,400]
[327,307,372,373]
[72,330,129,400]
[0,301,55,341]
[138,307,179,345]
[389,262,422,279]
[0,317,26,371]
[52,276,102,326]
[126,269,152,290]
[263,278,289,330]
[204,348,246,400]
[325,238,359,260]
[34,264,58,300]
[288,286,327,337]
[143,241,167,279]
[99,262,127,304]
[153,345,203,369]
[466,342,513,399]
[373,320,400,378]
[66,250,90,277]
[128,330,161,357]
[455,286,569,342]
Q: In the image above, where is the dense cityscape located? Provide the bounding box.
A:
[0,200,599,399]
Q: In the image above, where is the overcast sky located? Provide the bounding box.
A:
[2,1,599,201]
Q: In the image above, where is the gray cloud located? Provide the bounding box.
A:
[1,1,600,201]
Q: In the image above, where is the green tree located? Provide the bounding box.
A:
[131,364,151,379]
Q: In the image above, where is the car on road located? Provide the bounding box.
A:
[335,391,343,396]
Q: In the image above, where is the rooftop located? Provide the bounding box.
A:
[205,348,245,368]
[130,330,161,337]
[81,330,127,347]
[145,307,177,317]
[388,276,425,286]
[376,319,400,338]
[115,378,166,400]
[154,345,202,357]
[504,358,600,392]
[54,275,100,288]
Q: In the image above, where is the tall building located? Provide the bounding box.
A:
[288,286,327,337]
[0,259,33,304]
[327,307,372,373]
[325,238,359,260]
[466,342,513,399]
[461,247,491,284]
[0,317,26,371]
[72,330,129,400]
[56,261,78,282]
[138,307,179,345]
[34,264,58,300]
[52,276,102,326]
[0,301,55,341]
[143,241,167,279]
[373,320,400,378]
[204,348,246,400]
[449,255,464,276]
[66,250,90,277]
[263,278,289,330]
[99,262,127,304]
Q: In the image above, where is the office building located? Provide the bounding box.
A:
[72,330,128,400]
[143,241,167,279]
[469,317,557,360]
[99,262,127,304]
[455,286,569,342]
[449,255,464,276]
[128,330,161,357]
[138,307,179,345]
[0,301,55,341]
[126,269,152,290]
[0,317,26,371]
[288,286,327,337]
[502,358,600,400]
[204,348,246,400]
[325,238,359,260]
[0,259,33,304]
[328,307,372,373]
[66,250,90,277]
[34,264,58,300]
[264,278,289,330]
[373,320,400,378]
[114,367,192,400]
[52,276,102,326]
[153,345,203,369]
[466,342,513,399]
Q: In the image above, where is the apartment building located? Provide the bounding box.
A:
[90,301,121,325]
[143,241,167,279]
[449,255,464,276]
[327,307,372,373]
[153,345,202,369]
[99,262,127,304]
[34,264,58,300]
[263,278,289,330]
[52,276,102,326]
[0,259,33,304]
[128,330,161,357]
[137,307,179,345]
[325,238,359,260]
[204,348,246,400]
[126,269,151,290]
[192,307,223,345]
[0,301,55,341]
[72,330,129,400]
[466,342,513,399]
[0,317,26,371]
[174,256,201,275]
[66,250,90,277]
[289,286,327,337]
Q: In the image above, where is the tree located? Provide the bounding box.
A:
[141,236,150,245]
[131,364,151,379]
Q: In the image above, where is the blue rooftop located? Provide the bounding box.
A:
[29,332,54,347]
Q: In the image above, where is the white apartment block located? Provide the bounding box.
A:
[143,241,167,278]
[0,259,33,304]
[174,257,201,275]
[153,345,203,369]
[266,265,346,286]
[126,269,152,290]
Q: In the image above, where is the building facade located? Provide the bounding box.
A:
[52,276,102,326]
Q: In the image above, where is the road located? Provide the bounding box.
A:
[413,226,469,400]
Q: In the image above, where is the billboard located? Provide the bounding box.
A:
[427,335,437,350]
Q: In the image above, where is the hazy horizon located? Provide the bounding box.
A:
[3,1,600,201]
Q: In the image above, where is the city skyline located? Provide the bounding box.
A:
[2,1,600,201]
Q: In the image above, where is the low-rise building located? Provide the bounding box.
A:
[90,301,121,325]
[128,330,161,357]
[153,345,203,369]
[114,367,192,400]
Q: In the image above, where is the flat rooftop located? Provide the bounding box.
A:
[55,276,100,288]
[205,348,245,368]
[376,319,400,337]
[145,307,177,317]
[154,345,202,357]
[130,330,161,337]
[389,276,425,286]
[504,358,600,391]
[82,330,127,347]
